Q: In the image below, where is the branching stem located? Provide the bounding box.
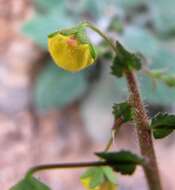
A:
[26,161,107,178]
[86,22,163,190]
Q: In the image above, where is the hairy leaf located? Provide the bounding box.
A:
[150,113,175,138]
[9,176,50,190]
[111,41,142,77]
[112,101,133,123]
[96,151,144,175]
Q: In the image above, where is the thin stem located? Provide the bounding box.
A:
[125,70,162,190]
[104,136,113,152]
[84,22,117,53]
[103,118,123,152]
[26,161,107,178]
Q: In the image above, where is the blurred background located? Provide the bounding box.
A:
[1,0,175,189]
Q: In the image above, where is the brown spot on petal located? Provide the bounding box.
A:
[67,37,77,47]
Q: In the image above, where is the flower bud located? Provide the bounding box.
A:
[48,24,96,72]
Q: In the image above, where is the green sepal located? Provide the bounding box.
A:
[9,176,50,190]
[89,43,97,60]
[112,101,133,123]
[48,31,59,38]
[96,151,144,175]
[102,167,117,184]
[81,167,104,188]
[111,41,142,77]
[150,112,175,139]
[80,166,117,189]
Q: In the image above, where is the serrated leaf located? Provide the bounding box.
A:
[9,176,50,190]
[152,128,173,139]
[112,101,133,123]
[111,41,142,77]
[96,151,144,175]
[150,113,175,139]
[34,63,88,110]
[80,167,117,190]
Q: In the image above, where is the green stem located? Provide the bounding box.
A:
[26,161,107,178]
[104,136,113,152]
[84,22,117,52]
[103,118,123,152]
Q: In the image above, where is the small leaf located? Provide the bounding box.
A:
[96,151,144,175]
[34,63,88,110]
[111,41,142,77]
[80,167,117,190]
[150,113,175,139]
[147,69,175,88]
[9,176,50,190]
[160,75,175,87]
[112,101,133,123]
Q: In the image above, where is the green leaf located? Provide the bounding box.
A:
[150,113,175,139]
[121,27,159,58]
[111,41,142,77]
[150,0,175,35]
[112,101,133,123]
[80,166,117,190]
[102,167,117,184]
[147,69,175,88]
[34,63,88,110]
[115,0,146,9]
[9,176,50,190]
[137,48,175,106]
[35,0,65,13]
[80,0,107,19]
[22,10,74,49]
[96,151,144,175]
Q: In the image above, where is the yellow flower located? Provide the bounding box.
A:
[81,177,99,190]
[48,32,95,72]
[81,177,117,190]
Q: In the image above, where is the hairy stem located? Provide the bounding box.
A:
[26,161,107,178]
[125,70,162,190]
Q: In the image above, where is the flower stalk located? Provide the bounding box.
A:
[26,161,107,178]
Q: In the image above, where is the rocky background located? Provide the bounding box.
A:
[0,0,175,190]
